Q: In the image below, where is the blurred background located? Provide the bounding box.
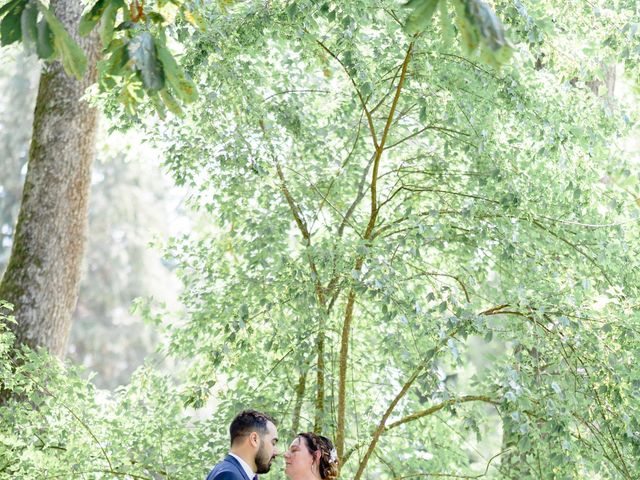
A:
[0,46,187,389]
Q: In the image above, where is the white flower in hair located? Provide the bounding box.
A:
[329,447,338,464]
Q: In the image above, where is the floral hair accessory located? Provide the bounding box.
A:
[329,447,338,464]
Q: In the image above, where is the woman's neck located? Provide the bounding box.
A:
[290,473,320,480]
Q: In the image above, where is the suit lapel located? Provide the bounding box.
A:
[225,454,251,480]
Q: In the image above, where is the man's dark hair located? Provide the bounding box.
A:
[229,410,276,446]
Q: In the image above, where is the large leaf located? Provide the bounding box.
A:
[454,0,513,66]
[98,0,122,47]
[404,0,440,35]
[0,0,27,46]
[37,1,87,78]
[103,39,128,76]
[155,33,197,103]
[79,0,108,37]
[0,0,23,17]
[127,32,165,91]
[159,88,183,116]
[36,16,55,59]
[20,0,37,48]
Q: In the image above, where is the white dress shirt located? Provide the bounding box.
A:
[229,452,256,480]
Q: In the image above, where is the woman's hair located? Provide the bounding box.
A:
[297,432,339,480]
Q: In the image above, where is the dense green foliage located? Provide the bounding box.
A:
[1,310,215,479]
[2,0,640,479]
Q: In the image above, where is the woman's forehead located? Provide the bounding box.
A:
[289,437,304,448]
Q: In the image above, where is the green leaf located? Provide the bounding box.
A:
[149,92,166,119]
[453,0,513,66]
[439,0,454,47]
[35,16,54,59]
[79,0,108,37]
[453,1,479,53]
[20,0,37,48]
[37,1,87,78]
[98,38,128,84]
[404,0,439,35]
[155,33,197,103]
[1,0,27,46]
[128,32,165,92]
[98,0,120,47]
[159,88,184,116]
[0,0,23,17]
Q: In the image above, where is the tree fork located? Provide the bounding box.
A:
[335,42,414,466]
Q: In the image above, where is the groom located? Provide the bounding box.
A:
[206,409,280,480]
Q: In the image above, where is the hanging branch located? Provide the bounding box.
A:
[316,40,379,149]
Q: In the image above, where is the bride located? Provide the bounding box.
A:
[283,432,339,480]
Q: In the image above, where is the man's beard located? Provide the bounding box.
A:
[255,443,273,474]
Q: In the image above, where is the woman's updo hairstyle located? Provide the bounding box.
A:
[297,432,339,480]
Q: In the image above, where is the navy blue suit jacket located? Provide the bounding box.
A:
[206,455,253,480]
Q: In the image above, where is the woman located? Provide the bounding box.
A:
[284,432,339,480]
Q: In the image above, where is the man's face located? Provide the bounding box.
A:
[255,421,279,474]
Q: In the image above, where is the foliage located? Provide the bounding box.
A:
[0,0,201,114]
[405,0,513,66]
[144,0,639,478]
[1,0,639,479]
[0,0,515,117]
[0,313,218,480]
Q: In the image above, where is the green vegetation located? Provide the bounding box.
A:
[1,0,639,479]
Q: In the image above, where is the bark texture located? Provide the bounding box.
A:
[0,0,101,357]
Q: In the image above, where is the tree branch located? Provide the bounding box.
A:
[316,40,379,149]
[385,395,500,431]
[336,42,415,466]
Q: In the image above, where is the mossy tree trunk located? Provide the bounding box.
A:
[0,0,100,357]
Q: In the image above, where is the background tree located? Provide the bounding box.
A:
[0,0,101,356]
[0,0,197,361]
[0,47,185,388]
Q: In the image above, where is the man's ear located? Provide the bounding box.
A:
[249,432,260,448]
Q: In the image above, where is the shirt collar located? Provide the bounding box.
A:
[229,452,256,480]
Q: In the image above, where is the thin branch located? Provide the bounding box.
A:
[391,449,510,479]
[316,40,379,149]
[406,265,472,303]
[352,323,461,480]
[531,219,613,286]
[275,162,311,241]
[364,42,415,239]
[273,161,328,431]
[383,124,470,151]
[385,395,500,431]
[337,153,376,237]
[263,89,332,102]
[310,111,364,233]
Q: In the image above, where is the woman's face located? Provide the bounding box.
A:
[284,436,317,478]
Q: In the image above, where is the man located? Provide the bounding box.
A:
[206,409,279,480]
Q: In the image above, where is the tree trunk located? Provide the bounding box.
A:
[0,0,100,357]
